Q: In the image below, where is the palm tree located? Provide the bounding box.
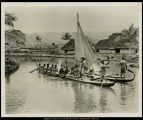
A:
[5,13,26,48]
[61,32,72,41]
[121,23,139,54]
[5,13,17,27]
[5,29,26,47]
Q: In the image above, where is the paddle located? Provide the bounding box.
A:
[127,68,134,74]
[94,73,100,76]
[29,67,40,73]
[101,81,104,87]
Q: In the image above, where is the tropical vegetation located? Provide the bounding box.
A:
[94,23,139,54]
[5,13,26,48]
[61,32,72,41]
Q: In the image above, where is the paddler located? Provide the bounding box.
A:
[88,68,94,78]
[99,59,110,82]
[46,64,50,73]
[64,65,70,76]
[70,66,74,78]
[49,64,54,73]
[119,56,127,77]
[59,64,65,78]
[74,64,80,78]
[79,57,86,77]
[53,65,58,74]
[38,63,43,73]
[43,64,47,73]
[83,66,88,75]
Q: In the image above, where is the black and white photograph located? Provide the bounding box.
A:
[1,2,142,117]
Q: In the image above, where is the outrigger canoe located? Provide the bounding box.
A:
[92,68,135,83]
[38,68,115,87]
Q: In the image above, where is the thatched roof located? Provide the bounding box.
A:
[95,33,124,48]
[60,39,75,51]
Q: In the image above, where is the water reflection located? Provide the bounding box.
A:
[72,82,96,113]
[120,84,127,105]
[99,88,108,112]
[5,56,139,113]
[6,88,26,114]
[120,82,136,106]
[5,75,11,84]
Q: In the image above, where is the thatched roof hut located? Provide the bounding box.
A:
[60,39,75,52]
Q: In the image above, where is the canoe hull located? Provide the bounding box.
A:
[65,77,115,87]
[38,69,115,87]
[106,77,134,83]
[91,77,134,83]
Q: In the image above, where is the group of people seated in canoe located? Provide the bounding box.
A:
[38,63,58,75]
[37,57,91,78]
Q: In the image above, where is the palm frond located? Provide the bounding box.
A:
[61,32,72,40]
[5,13,17,27]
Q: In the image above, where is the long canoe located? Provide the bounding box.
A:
[38,68,115,87]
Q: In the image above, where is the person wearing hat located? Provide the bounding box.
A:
[99,59,110,82]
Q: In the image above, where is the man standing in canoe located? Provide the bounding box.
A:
[119,56,127,77]
[99,58,110,82]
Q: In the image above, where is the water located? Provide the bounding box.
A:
[5,56,139,114]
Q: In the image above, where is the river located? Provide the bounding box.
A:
[5,56,139,114]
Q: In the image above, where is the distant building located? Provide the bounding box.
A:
[94,33,135,54]
[97,47,130,54]
[60,39,75,54]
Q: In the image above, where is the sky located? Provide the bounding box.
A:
[4,2,140,34]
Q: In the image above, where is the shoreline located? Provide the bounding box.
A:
[5,52,139,63]
[5,53,75,59]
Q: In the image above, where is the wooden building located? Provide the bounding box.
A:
[96,47,130,54]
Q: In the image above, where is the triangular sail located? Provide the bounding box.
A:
[75,31,85,61]
[75,13,96,67]
[75,13,85,62]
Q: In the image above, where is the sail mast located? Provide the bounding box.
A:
[77,12,79,34]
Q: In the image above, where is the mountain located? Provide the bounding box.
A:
[25,32,66,47]
[24,31,113,48]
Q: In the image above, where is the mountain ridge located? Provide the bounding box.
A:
[25,31,115,47]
